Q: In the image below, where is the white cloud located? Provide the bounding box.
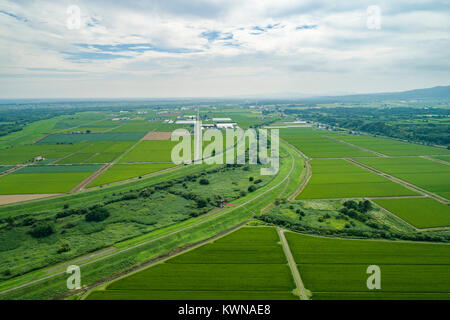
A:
[0,0,449,98]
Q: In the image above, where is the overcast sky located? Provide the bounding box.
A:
[0,0,449,98]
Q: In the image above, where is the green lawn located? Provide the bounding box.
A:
[285,232,450,300]
[297,159,417,199]
[88,163,177,187]
[374,198,450,228]
[356,157,450,200]
[87,227,297,300]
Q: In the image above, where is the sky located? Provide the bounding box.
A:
[0,0,449,99]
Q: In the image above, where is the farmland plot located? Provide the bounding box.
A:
[285,232,450,299]
[87,227,297,300]
[374,198,450,229]
[297,159,418,199]
[334,135,450,156]
[357,157,450,200]
[0,165,102,194]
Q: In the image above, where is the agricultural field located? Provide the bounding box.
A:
[86,227,297,300]
[0,144,84,165]
[297,159,418,199]
[356,157,450,200]
[37,132,145,144]
[374,198,450,229]
[280,128,376,158]
[0,164,102,194]
[56,141,135,164]
[285,232,450,299]
[431,155,450,163]
[110,120,186,132]
[119,140,179,162]
[334,134,450,156]
[0,166,12,174]
[88,163,178,187]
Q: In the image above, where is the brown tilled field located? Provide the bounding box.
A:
[141,131,173,140]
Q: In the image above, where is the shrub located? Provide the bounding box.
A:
[249,176,254,182]
[248,185,257,192]
[29,224,55,238]
[85,207,110,222]
[199,178,210,185]
[57,242,70,254]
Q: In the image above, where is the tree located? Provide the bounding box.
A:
[199,178,210,185]
[248,185,257,192]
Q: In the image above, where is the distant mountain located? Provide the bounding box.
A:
[308,85,450,103]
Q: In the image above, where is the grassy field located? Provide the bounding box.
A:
[280,128,375,158]
[88,163,177,187]
[285,232,450,299]
[356,157,450,200]
[374,198,450,229]
[87,227,297,300]
[334,134,450,156]
[0,165,102,194]
[297,159,418,199]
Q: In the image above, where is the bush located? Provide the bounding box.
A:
[29,224,55,238]
[199,178,210,185]
[249,177,254,182]
[85,207,110,222]
[57,242,70,254]
[240,190,247,197]
[254,179,262,184]
[248,185,257,192]
[63,203,70,209]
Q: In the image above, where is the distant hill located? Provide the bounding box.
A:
[306,85,450,103]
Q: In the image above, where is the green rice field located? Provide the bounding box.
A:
[0,164,102,194]
[297,159,418,199]
[285,232,450,300]
[86,227,297,300]
[119,140,179,162]
[88,163,177,187]
[334,135,450,156]
[281,128,375,158]
[374,198,450,229]
[356,157,450,200]
[56,141,135,164]
[37,132,145,144]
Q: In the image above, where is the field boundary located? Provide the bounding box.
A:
[325,136,388,157]
[371,200,450,232]
[346,158,449,204]
[277,228,308,300]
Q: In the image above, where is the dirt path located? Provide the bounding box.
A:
[421,156,450,166]
[277,228,309,300]
[69,163,113,193]
[0,165,24,178]
[325,136,388,157]
[346,158,449,205]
